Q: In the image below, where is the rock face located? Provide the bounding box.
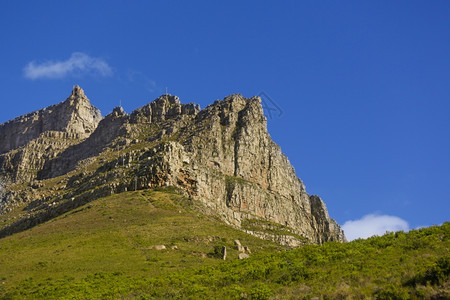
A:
[0,86,101,154]
[0,87,346,244]
[0,86,101,182]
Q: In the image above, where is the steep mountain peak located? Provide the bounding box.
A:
[70,85,86,98]
[62,86,102,135]
[64,85,93,111]
[0,86,101,155]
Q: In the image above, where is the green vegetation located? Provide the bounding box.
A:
[0,190,448,299]
[242,218,309,244]
[225,175,250,186]
[0,190,283,299]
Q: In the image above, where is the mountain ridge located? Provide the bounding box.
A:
[0,86,345,245]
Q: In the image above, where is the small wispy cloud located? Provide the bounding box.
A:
[342,214,410,241]
[24,52,113,80]
[126,70,157,93]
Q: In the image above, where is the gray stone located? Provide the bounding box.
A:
[222,246,227,260]
[238,253,250,259]
[154,245,166,250]
[234,239,245,252]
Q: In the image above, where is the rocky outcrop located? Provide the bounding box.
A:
[0,86,101,183]
[37,106,129,179]
[0,86,101,154]
[140,95,347,244]
[0,87,346,244]
[38,95,200,180]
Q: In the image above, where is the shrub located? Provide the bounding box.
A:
[406,256,450,286]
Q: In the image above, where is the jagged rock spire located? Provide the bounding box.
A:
[0,86,101,154]
[71,85,85,98]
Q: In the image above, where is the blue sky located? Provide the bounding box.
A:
[1,1,449,239]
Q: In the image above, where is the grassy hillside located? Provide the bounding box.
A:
[0,189,285,299]
[0,189,448,299]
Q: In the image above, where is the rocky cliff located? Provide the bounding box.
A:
[0,86,101,154]
[0,86,101,182]
[0,86,346,244]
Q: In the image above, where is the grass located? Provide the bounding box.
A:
[137,223,448,299]
[0,190,284,299]
[0,190,448,299]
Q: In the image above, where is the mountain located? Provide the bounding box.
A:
[0,86,345,245]
[0,87,448,299]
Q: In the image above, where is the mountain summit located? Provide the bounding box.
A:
[0,86,346,244]
[0,85,100,155]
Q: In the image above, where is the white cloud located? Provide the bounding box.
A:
[342,214,410,241]
[24,52,113,80]
[126,70,157,93]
